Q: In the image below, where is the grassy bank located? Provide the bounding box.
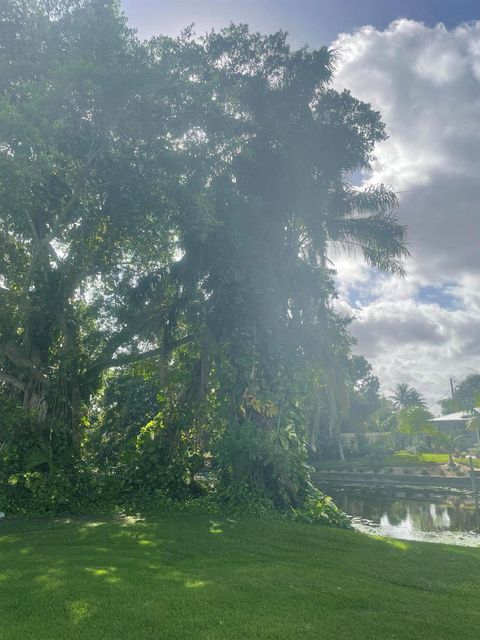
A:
[315,450,480,471]
[1,514,479,639]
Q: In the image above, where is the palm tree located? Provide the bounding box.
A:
[397,405,433,447]
[435,432,463,470]
[305,187,410,459]
[391,383,426,411]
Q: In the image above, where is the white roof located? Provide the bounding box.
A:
[430,407,480,422]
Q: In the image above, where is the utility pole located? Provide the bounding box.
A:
[450,377,455,400]
[469,457,479,532]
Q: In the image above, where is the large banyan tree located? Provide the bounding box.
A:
[0,1,408,507]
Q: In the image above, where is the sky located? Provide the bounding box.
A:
[121,1,480,409]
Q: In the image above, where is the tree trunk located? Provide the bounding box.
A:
[22,379,48,419]
[309,384,322,453]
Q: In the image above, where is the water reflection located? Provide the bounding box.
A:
[331,491,478,534]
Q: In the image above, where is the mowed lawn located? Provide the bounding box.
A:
[1,514,479,640]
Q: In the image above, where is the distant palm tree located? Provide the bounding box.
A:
[391,383,426,411]
[435,432,463,470]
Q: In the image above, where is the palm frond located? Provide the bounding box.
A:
[324,184,409,274]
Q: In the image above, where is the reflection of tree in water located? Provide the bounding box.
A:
[384,501,408,527]
[445,503,477,531]
[333,491,478,532]
[336,495,405,524]
[401,502,442,532]
[336,495,390,522]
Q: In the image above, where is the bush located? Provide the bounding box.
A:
[293,492,351,528]
[216,420,312,510]
[405,434,430,454]
[356,434,370,457]
[0,465,107,515]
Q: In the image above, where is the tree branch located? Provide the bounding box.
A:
[0,372,26,391]
[3,343,50,387]
[45,137,103,244]
[88,335,193,373]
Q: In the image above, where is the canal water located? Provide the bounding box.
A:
[329,489,480,546]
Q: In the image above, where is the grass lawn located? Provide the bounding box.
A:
[315,451,480,470]
[1,514,479,639]
[387,451,480,468]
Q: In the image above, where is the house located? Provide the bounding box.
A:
[429,407,480,447]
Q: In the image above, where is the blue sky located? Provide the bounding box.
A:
[415,285,462,311]
[122,0,479,44]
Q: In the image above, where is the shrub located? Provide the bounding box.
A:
[293,492,351,528]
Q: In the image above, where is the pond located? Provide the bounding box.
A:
[329,489,480,546]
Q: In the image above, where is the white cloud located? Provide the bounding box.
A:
[330,20,480,407]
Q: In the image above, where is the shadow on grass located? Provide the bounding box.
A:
[1,514,480,639]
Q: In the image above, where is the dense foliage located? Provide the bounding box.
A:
[0,0,409,515]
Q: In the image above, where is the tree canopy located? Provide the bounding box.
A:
[0,0,409,513]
